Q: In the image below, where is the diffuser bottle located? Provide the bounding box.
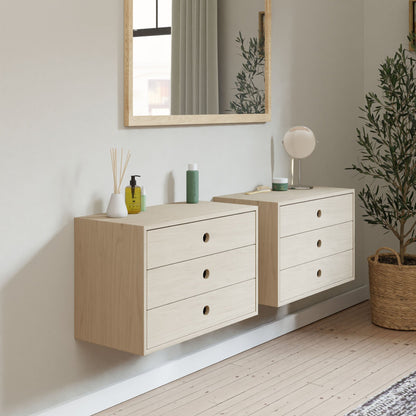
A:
[186,163,199,204]
[125,175,141,214]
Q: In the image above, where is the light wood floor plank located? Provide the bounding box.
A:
[198,325,399,416]
[96,302,416,416]
[335,368,415,416]
[123,309,370,416]
[101,314,365,416]
[203,312,393,416]
[241,328,416,415]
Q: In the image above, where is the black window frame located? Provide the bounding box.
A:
[133,0,171,37]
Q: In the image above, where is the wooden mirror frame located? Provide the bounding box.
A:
[410,0,416,51]
[124,0,271,127]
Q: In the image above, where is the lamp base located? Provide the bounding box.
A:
[288,185,314,190]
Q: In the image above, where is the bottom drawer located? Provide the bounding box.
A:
[278,250,354,306]
[147,279,256,350]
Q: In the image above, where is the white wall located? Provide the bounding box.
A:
[0,1,365,415]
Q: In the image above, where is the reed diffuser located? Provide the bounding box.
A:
[106,148,131,218]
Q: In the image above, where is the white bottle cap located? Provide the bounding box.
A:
[188,163,198,171]
[141,185,146,195]
[273,177,288,184]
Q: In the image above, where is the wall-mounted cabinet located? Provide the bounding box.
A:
[75,202,258,355]
[214,187,355,307]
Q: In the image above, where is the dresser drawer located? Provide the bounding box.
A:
[279,193,353,237]
[147,245,256,309]
[147,212,256,269]
[279,250,354,305]
[279,222,353,270]
[147,279,256,349]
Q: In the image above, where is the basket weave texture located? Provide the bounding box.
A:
[368,247,416,330]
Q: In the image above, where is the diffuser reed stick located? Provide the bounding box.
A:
[110,147,131,194]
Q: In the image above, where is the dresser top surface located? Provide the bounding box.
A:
[76,201,257,229]
[214,186,354,205]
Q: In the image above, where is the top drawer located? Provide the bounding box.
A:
[279,193,353,237]
[147,211,256,269]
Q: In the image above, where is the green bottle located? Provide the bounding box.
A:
[186,163,199,204]
[140,185,146,212]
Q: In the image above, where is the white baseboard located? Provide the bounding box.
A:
[33,286,368,416]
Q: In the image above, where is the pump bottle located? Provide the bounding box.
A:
[125,175,141,214]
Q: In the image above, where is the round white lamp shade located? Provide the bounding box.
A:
[282,126,316,159]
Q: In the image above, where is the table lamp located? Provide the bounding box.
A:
[282,126,316,190]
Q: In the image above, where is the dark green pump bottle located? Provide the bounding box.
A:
[186,163,199,204]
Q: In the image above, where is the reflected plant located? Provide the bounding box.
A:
[230,32,265,114]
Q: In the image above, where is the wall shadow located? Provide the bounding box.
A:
[164,171,175,203]
[0,218,284,415]
[0,222,136,415]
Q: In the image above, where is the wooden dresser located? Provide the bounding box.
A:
[214,187,355,307]
[75,202,258,355]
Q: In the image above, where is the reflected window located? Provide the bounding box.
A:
[132,0,172,116]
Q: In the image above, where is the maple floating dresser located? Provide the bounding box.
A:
[75,202,258,355]
[214,187,354,307]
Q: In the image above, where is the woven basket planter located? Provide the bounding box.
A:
[368,247,416,330]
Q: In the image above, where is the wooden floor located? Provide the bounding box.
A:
[96,302,416,416]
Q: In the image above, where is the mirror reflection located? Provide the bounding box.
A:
[131,0,267,117]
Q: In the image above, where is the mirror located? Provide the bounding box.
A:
[124,0,271,126]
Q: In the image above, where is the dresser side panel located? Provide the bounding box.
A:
[213,196,277,307]
[257,202,279,307]
[75,219,145,355]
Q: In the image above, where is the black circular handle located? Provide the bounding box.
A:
[317,209,322,218]
[203,269,210,279]
[203,233,210,243]
[203,305,210,315]
[317,239,322,248]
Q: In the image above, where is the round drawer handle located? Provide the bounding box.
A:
[203,305,210,315]
[317,209,322,218]
[203,232,210,243]
[203,269,210,279]
[317,269,322,278]
[317,239,322,248]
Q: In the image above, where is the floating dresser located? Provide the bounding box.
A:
[75,202,258,355]
[214,187,355,307]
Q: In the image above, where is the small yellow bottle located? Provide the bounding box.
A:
[125,175,141,214]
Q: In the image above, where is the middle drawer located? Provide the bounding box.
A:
[279,221,353,270]
[147,245,256,309]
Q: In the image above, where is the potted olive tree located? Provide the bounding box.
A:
[350,42,416,330]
